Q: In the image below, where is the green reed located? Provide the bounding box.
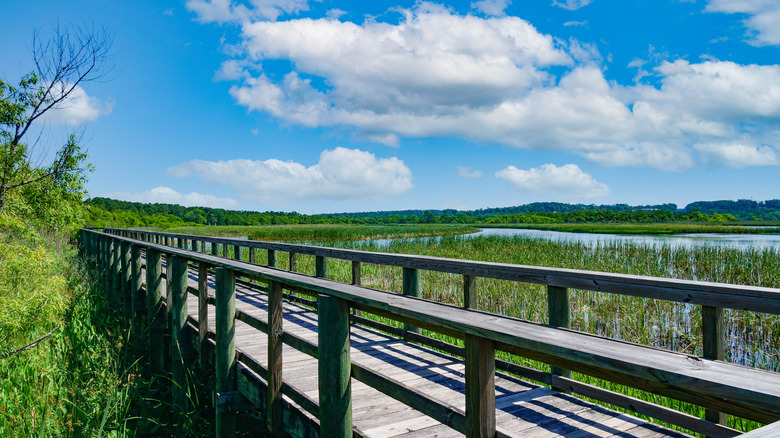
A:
[188,230,780,433]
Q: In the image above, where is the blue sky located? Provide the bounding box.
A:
[2,0,779,213]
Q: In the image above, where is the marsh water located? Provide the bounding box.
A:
[367,227,780,250]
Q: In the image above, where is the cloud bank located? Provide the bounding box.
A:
[104,186,240,209]
[496,163,610,199]
[191,2,780,171]
[166,147,413,204]
[706,0,780,46]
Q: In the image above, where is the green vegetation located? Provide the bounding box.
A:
[487,222,780,235]
[88,196,780,229]
[171,223,479,242]
[209,231,778,433]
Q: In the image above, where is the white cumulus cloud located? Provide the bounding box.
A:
[166,147,413,204]
[695,142,778,168]
[104,187,240,209]
[471,0,511,16]
[552,0,593,11]
[705,0,780,46]
[201,3,780,171]
[41,83,112,126]
[186,0,313,23]
[495,163,610,199]
[457,166,484,179]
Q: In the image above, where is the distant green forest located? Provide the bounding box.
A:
[85,197,780,229]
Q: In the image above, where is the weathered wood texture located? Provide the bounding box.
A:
[145,248,165,374]
[103,228,780,314]
[87,229,780,438]
[169,255,189,418]
[216,267,237,437]
[318,294,352,438]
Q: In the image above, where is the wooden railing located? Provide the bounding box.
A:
[82,228,780,437]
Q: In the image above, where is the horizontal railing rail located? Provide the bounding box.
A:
[83,228,780,438]
[102,228,780,314]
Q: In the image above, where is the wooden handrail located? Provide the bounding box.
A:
[82,228,780,437]
[102,228,780,314]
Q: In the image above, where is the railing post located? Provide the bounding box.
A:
[702,305,726,426]
[112,239,122,307]
[267,281,283,432]
[548,285,572,390]
[249,247,255,264]
[215,267,236,437]
[465,334,496,438]
[131,244,143,335]
[402,267,421,334]
[267,249,277,268]
[222,243,229,258]
[289,253,297,272]
[121,241,132,327]
[146,248,165,374]
[198,262,209,366]
[169,255,190,419]
[193,240,201,253]
[315,255,328,279]
[211,241,220,257]
[352,261,362,316]
[234,245,241,261]
[177,238,185,249]
[464,275,477,309]
[318,294,352,438]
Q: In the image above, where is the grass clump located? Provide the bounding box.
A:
[0,218,214,436]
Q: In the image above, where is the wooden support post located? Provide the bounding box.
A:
[465,335,496,438]
[177,238,185,249]
[318,294,352,438]
[267,281,283,432]
[402,267,421,334]
[702,305,726,426]
[548,285,572,389]
[222,244,229,258]
[121,241,132,328]
[169,256,190,419]
[464,275,477,309]
[165,236,171,246]
[212,242,220,257]
[234,245,241,261]
[112,240,121,307]
[352,261,362,317]
[267,249,277,268]
[215,268,237,438]
[249,247,255,264]
[146,248,165,374]
[315,255,328,279]
[198,262,209,367]
[130,244,143,336]
[193,240,201,253]
[289,253,297,272]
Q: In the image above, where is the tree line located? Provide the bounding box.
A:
[85,197,777,229]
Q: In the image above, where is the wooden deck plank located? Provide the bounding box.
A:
[170,262,694,437]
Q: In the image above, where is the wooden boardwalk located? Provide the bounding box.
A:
[176,266,691,438]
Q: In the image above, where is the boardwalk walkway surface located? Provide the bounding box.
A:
[170,264,691,438]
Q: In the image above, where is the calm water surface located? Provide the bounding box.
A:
[368,227,780,250]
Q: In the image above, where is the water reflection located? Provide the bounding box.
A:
[368,227,780,250]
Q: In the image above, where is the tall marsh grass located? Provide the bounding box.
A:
[182,228,780,432]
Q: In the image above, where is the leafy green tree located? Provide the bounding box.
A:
[0,25,111,216]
